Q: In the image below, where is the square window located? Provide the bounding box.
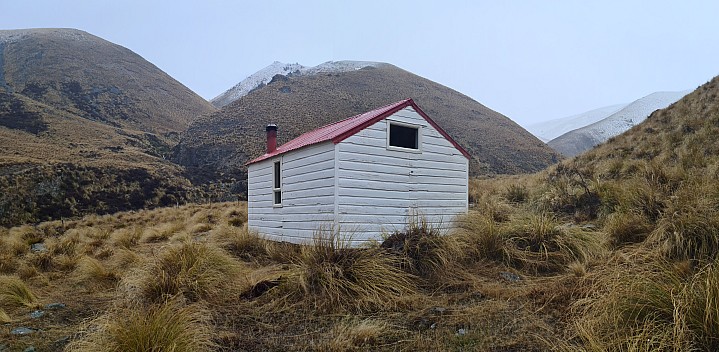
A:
[389,123,419,150]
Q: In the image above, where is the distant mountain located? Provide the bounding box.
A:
[526,103,628,142]
[547,91,691,157]
[210,60,388,108]
[0,28,216,226]
[174,62,561,188]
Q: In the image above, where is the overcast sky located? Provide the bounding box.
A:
[2,0,718,126]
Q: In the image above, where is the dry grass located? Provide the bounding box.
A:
[278,230,417,313]
[66,299,214,352]
[0,275,38,307]
[128,241,244,304]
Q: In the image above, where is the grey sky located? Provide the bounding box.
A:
[2,0,718,126]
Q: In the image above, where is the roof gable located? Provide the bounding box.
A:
[247,98,470,164]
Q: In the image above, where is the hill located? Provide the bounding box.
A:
[210,61,388,108]
[525,103,627,142]
[174,62,560,187]
[0,28,216,226]
[547,90,690,156]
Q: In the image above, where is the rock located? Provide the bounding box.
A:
[499,271,521,282]
[44,303,66,310]
[30,243,47,252]
[29,310,45,319]
[11,327,35,335]
[457,328,467,336]
[430,307,447,315]
[24,347,36,352]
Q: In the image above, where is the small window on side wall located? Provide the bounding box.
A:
[388,121,420,151]
[273,160,282,206]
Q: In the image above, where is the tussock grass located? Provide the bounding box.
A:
[326,318,389,351]
[75,256,119,288]
[460,211,603,273]
[66,299,214,352]
[575,254,719,351]
[109,227,142,248]
[0,307,11,323]
[280,230,417,312]
[130,241,243,304]
[211,224,268,260]
[0,275,38,307]
[604,211,653,248]
[381,216,462,281]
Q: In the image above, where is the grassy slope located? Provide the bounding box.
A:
[0,29,218,226]
[1,69,717,352]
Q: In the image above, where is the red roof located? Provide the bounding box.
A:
[247,98,470,164]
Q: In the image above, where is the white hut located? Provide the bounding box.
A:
[246,98,470,245]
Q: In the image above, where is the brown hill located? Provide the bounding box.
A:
[0,28,215,136]
[0,28,216,226]
[173,64,560,187]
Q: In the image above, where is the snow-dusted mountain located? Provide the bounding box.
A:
[526,103,628,142]
[548,90,691,157]
[210,60,387,108]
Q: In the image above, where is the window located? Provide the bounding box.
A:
[273,160,282,206]
[388,121,420,150]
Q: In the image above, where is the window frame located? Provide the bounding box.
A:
[386,120,422,153]
[272,158,282,207]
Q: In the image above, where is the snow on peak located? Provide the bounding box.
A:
[211,60,387,108]
[547,90,692,157]
[526,103,628,142]
[210,61,305,108]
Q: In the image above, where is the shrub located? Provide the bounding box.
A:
[281,230,417,312]
[0,275,38,307]
[66,299,214,352]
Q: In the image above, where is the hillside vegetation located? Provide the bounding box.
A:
[3,75,716,351]
[173,64,560,188]
[0,29,216,227]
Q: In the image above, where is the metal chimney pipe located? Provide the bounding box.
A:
[266,124,277,153]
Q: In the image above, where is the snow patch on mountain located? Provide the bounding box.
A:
[210,61,306,108]
[526,103,628,142]
[548,90,691,157]
[211,60,387,108]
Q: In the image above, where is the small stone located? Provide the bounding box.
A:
[30,243,47,252]
[29,310,45,319]
[430,322,437,329]
[499,271,521,282]
[24,347,36,352]
[457,328,467,336]
[11,327,35,335]
[45,303,66,310]
[430,307,447,315]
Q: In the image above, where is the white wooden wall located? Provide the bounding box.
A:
[248,107,468,246]
[335,107,469,243]
[247,141,336,243]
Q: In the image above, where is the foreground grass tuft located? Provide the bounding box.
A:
[0,275,38,307]
[281,230,417,312]
[67,299,214,352]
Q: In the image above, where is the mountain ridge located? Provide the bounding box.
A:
[548,90,690,157]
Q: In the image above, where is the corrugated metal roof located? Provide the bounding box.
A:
[246,98,470,164]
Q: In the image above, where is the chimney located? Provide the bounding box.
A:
[266,124,277,153]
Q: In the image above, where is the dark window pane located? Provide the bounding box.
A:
[389,124,418,149]
[274,162,281,188]
[274,190,282,205]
